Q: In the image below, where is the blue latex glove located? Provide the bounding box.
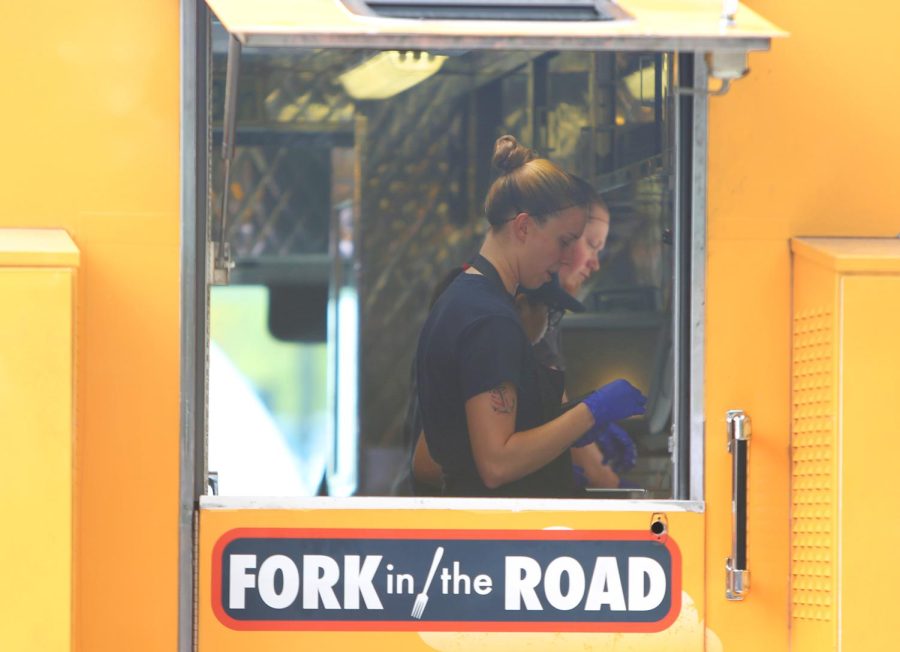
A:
[581,379,646,426]
[572,420,607,448]
[596,423,637,474]
[572,464,588,489]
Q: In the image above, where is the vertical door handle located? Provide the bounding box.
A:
[726,409,751,600]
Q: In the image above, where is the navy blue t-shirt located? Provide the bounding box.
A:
[415,272,573,497]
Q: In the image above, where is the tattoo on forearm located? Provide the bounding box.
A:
[489,384,516,414]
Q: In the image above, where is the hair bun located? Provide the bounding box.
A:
[492,135,536,175]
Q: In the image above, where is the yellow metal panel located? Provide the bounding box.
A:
[791,307,835,622]
[790,238,900,651]
[792,238,900,274]
[199,506,706,651]
[0,2,181,650]
[0,264,76,651]
[0,229,80,267]
[708,2,900,649]
[790,251,838,651]
[839,275,900,650]
[705,238,791,652]
[708,1,900,242]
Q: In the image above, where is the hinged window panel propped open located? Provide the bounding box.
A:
[205,0,784,52]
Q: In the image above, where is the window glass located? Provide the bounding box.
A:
[208,28,677,499]
[208,286,329,495]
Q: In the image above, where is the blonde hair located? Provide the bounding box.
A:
[484,135,591,228]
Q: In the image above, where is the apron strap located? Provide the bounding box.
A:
[468,253,515,304]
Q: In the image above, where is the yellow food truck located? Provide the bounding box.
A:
[2,1,899,651]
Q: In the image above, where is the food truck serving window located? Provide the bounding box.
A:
[200,0,782,503]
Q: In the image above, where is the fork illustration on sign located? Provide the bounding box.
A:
[410,546,444,619]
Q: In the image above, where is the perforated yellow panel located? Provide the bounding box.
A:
[791,308,834,622]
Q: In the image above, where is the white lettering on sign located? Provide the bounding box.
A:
[585,557,626,611]
[229,554,257,609]
[439,561,493,595]
[228,554,385,611]
[303,555,341,609]
[473,573,493,596]
[258,555,300,609]
[384,563,415,595]
[343,555,383,609]
[504,556,543,610]
[544,557,585,611]
[628,557,666,611]
[504,556,667,612]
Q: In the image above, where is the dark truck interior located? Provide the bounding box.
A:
[208,28,677,498]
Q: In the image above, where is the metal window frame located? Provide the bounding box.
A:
[179,1,209,650]
[687,57,708,503]
[672,53,708,502]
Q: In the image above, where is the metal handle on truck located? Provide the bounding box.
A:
[726,409,751,600]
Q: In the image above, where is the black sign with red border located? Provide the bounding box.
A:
[212,528,681,632]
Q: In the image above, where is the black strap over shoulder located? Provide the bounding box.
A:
[468,253,515,304]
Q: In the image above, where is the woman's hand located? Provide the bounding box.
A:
[571,419,607,448]
[571,443,621,489]
[581,379,646,426]
[596,423,637,474]
[570,422,636,472]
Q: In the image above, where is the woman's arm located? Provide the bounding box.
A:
[412,432,443,490]
[569,443,620,488]
[465,382,594,489]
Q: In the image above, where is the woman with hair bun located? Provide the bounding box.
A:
[415,135,646,496]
